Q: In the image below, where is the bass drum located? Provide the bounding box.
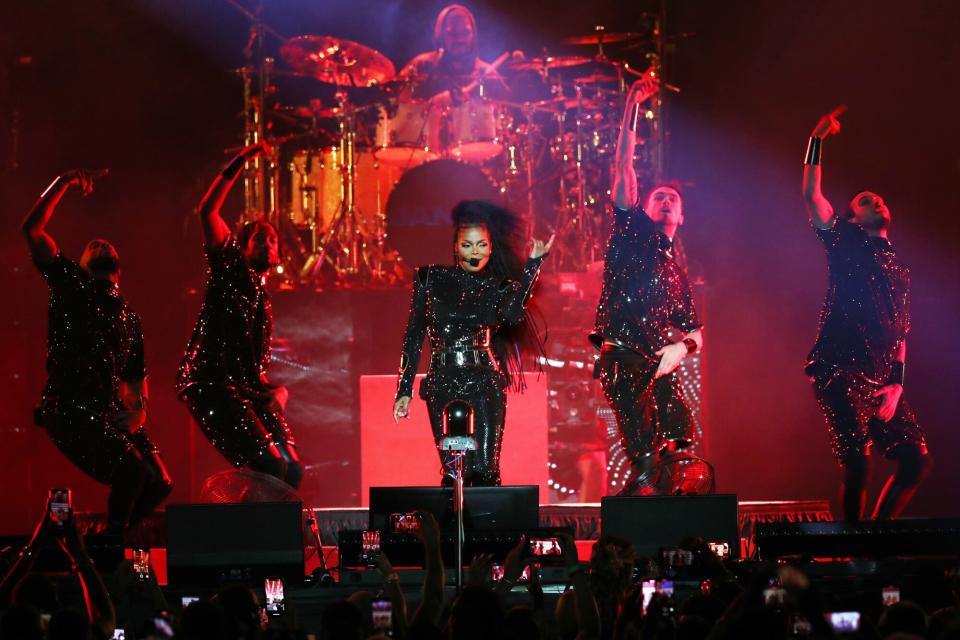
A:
[386,159,500,268]
[289,148,400,237]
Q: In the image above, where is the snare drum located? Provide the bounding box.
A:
[289,148,400,236]
[374,101,440,167]
[446,98,503,163]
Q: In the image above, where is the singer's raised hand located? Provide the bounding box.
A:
[529,234,555,259]
[22,168,108,266]
[60,169,106,197]
[811,105,847,139]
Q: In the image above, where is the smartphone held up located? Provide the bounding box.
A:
[47,488,72,528]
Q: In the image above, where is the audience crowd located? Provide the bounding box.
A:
[2,498,960,640]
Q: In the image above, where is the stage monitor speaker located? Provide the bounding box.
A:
[755,518,960,559]
[368,486,539,532]
[166,502,304,586]
[601,495,739,559]
[338,527,572,568]
[0,534,123,574]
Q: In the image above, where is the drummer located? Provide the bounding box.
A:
[397,4,510,107]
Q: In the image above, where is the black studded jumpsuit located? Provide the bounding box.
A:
[396,257,544,486]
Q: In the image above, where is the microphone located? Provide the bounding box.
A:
[466,257,481,267]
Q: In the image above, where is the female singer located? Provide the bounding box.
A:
[392,200,552,486]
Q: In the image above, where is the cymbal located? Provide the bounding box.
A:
[561,32,642,46]
[281,35,396,87]
[506,55,591,71]
[572,73,619,84]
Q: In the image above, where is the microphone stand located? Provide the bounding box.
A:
[441,402,477,593]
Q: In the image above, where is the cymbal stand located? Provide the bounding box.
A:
[235,6,284,231]
[227,0,293,280]
[547,85,572,269]
[521,103,537,220]
[240,64,265,221]
[647,2,668,184]
[369,159,389,280]
[573,83,588,257]
[548,81,591,269]
[302,92,371,284]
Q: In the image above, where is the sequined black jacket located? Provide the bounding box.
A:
[177,238,272,398]
[37,254,145,413]
[807,219,910,381]
[591,204,702,357]
[396,257,544,399]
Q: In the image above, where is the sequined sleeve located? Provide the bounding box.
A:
[815,217,853,252]
[671,269,703,334]
[205,237,256,334]
[499,256,545,326]
[612,202,654,236]
[902,284,912,337]
[35,254,85,292]
[396,266,430,399]
[207,237,246,284]
[120,313,147,382]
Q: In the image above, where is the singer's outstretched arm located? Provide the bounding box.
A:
[197,142,269,249]
[802,106,846,229]
[22,170,99,265]
[612,81,649,211]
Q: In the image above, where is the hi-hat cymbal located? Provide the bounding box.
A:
[281,35,396,87]
[272,104,341,120]
[530,95,607,112]
[506,55,592,71]
[561,32,643,46]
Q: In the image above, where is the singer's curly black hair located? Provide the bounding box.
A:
[451,200,546,391]
[451,200,526,282]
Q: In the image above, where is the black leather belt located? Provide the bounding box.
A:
[430,348,497,369]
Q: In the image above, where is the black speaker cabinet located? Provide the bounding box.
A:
[166,502,304,586]
[368,486,539,532]
[600,494,739,558]
[756,518,960,559]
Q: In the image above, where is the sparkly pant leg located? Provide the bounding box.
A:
[258,408,303,490]
[421,368,506,486]
[598,350,693,483]
[810,367,927,463]
[180,384,300,488]
[40,403,172,527]
[125,429,174,525]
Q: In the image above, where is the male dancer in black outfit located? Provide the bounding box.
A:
[23,169,172,532]
[178,142,303,489]
[590,82,704,496]
[802,107,931,520]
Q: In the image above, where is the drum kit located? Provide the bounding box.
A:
[231,7,678,287]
